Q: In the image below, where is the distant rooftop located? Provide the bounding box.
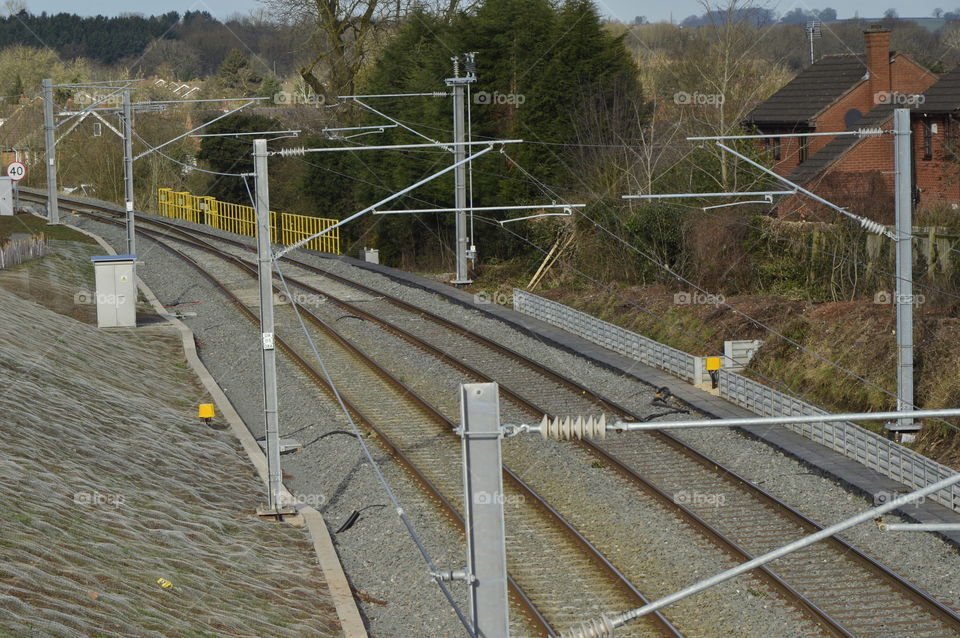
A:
[918,66,960,113]
[745,54,868,128]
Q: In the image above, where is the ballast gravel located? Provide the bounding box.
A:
[69,215,470,638]
[71,211,960,635]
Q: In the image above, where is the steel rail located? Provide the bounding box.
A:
[63,203,681,638]
[27,189,960,635]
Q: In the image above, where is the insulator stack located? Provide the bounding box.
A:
[275,146,306,157]
[562,616,616,638]
[539,414,606,441]
[857,126,884,138]
[859,217,889,236]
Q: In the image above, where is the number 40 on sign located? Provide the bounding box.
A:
[6,162,26,181]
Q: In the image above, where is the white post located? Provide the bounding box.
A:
[123,89,136,255]
[253,138,284,513]
[460,382,509,637]
[894,108,915,430]
[447,57,475,284]
[42,79,60,225]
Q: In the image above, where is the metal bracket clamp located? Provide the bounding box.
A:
[501,423,531,438]
[455,426,505,441]
[432,569,476,584]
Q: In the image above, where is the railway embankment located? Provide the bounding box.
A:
[0,233,347,637]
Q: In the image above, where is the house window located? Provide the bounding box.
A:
[799,136,808,163]
[771,137,781,161]
[923,120,933,161]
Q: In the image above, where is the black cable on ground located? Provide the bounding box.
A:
[303,429,361,448]
[336,504,387,534]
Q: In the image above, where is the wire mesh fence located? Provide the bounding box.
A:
[514,288,960,512]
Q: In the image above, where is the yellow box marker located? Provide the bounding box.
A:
[198,404,215,419]
[706,356,722,371]
[156,578,173,589]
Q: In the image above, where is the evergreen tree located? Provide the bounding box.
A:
[217,49,262,95]
[196,112,282,204]
[298,0,644,267]
[511,0,639,192]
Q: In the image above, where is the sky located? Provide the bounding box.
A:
[16,0,957,23]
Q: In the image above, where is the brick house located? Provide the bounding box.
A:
[744,27,939,220]
[912,68,960,207]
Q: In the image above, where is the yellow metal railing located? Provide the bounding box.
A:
[281,211,341,254]
[156,188,339,254]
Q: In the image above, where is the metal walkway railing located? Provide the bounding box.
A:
[156,188,340,255]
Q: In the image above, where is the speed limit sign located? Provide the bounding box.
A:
[6,161,25,181]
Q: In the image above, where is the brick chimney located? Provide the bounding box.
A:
[864,26,892,101]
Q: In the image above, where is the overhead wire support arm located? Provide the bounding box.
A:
[60,79,143,87]
[520,407,960,439]
[134,97,269,106]
[877,522,960,532]
[273,144,499,259]
[703,198,778,210]
[192,129,300,138]
[373,203,583,215]
[714,142,895,238]
[688,128,886,141]
[338,92,450,99]
[623,191,795,200]
[133,99,261,161]
[500,211,575,224]
[322,124,397,134]
[351,97,448,148]
[272,139,521,157]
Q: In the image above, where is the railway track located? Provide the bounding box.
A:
[27,191,960,637]
[52,202,680,637]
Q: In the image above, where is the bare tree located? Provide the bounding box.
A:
[665,0,791,189]
[260,0,473,104]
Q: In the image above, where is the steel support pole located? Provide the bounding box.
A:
[122,90,136,255]
[42,79,60,225]
[450,79,470,284]
[460,382,509,637]
[254,138,283,512]
[894,108,915,429]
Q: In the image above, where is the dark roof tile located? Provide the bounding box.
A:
[918,66,960,113]
[746,55,868,127]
